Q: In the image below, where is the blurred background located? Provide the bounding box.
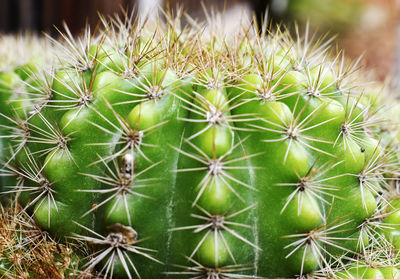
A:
[0,0,399,81]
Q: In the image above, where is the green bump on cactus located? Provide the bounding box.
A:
[0,201,84,278]
[1,9,400,279]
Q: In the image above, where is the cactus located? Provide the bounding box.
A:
[0,200,83,278]
[1,11,400,279]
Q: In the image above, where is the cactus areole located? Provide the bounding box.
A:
[1,11,400,279]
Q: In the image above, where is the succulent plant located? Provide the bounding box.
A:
[1,10,400,279]
[0,201,83,278]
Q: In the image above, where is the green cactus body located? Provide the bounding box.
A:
[1,11,400,279]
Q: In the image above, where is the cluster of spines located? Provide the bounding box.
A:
[0,201,82,278]
[1,9,400,279]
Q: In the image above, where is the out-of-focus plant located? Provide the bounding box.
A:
[287,0,364,32]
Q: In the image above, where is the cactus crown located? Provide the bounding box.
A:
[1,8,400,279]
